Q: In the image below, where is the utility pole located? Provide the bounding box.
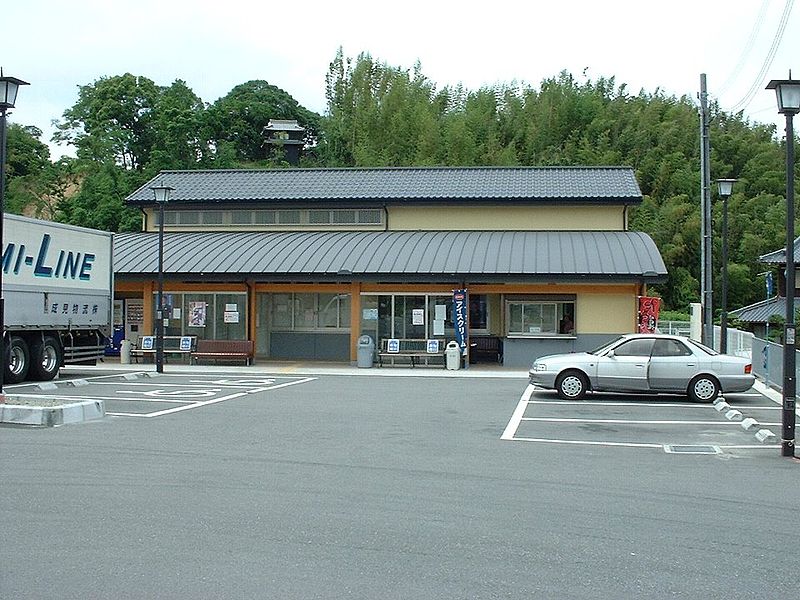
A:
[699,74,713,347]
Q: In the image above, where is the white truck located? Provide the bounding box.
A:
[2,214,113,383]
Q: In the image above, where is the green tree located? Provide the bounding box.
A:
[206,80,320,163]
[53,73,160,170]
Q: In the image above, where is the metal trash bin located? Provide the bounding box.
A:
[445,341,461,370]
[357,335,375,368]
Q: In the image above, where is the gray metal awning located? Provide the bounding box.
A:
[113,230,667,283]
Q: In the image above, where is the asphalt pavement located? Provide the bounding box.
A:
[1,362,798,599]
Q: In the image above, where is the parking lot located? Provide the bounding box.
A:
[503,384,784,455]
[5,371,316,418]
[2,369,798,599]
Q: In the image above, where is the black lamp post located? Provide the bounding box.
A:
[767,74,800,457]
[0,70,29,397]
[716,178,737,354]
[151,185,173,374]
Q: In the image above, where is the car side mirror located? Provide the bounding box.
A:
[607,350,615,358]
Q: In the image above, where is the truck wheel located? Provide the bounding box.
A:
[5,336,30,384]
[29,336,62,381]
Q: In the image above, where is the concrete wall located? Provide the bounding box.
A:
[502,333,620,368]
[269,332,350,361]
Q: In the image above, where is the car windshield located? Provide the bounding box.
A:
[588,336,624,355]
[684,337,719,356]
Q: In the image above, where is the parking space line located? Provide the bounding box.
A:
[520,417,780,425]
[10,394,195,404]
[501,385,533,440]
[528,399,720,408]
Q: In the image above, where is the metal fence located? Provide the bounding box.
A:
[658,320,754,358]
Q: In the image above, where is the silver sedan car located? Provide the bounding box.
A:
[529,333,754,402]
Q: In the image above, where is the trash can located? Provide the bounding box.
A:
[445,341,461,370]
[357,335,375,368]
[120,339,132,364]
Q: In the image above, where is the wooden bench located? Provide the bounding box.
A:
[191,339,255,365]
[130,336,197,363]
[377,338,446,367]
[469,336,503,363]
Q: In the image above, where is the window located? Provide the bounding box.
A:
[506,298,575,336]
[612,339,654,357]
[652,339,691,357]
[231,210,252,224]
[158,208,384,228]
[270,292,350,330]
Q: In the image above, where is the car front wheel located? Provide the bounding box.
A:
[688,374,719,403]
[556,370,588,400]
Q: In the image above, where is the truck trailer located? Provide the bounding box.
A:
[2,214,113,383]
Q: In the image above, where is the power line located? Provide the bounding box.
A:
[728,0,794,114]
[718,0,770,96]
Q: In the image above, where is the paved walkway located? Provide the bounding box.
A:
[71,358,531,379]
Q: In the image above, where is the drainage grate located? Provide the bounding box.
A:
[663,444,721,455]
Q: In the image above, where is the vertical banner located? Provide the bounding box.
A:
[637,296,661,333]
[453,289,469,353]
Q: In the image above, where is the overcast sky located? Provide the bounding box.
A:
[3,0,798,158]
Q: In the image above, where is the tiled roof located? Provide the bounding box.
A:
[113,230,666,282]
[730,296,800,323]
[126,166,642,205]
[759,237,800,263]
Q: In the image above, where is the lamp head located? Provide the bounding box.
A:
[716,178,737,198]
[0,69,30,111]
[151,185,174,204]
[767,73,800,115]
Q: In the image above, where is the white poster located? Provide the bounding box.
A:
[434,304,447,320]
[224,311,240,323]
[412,308,425,325]
[433,320,445,335]
[188,302,206,327]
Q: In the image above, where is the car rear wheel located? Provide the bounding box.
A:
[556,370,588,400]
[688,374,719,403]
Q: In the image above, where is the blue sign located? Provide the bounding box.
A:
[452,289,468,352]
[766,271,774,297]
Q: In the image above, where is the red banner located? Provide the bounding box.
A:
[637,296,660,333]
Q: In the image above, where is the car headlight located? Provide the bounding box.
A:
[532,363,547,371]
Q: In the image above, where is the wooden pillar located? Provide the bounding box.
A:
[142,280,154,335]
[350,281,362,362]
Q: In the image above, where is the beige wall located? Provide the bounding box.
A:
[387,205,625,231]
[142,204,627,232]
[576,293,636,333]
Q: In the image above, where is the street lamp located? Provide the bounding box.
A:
[0,70,29,397]
[151,184,173,374]
[716,178,737,354]
[766,74,800,457]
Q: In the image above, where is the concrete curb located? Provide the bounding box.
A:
[0,399,105,427]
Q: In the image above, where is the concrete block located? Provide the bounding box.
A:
[714,401,730,412]
[69,379,89,387]
[0,399,105,426]
[755,429,778,444]
[37,382,58,391]
[741,418,759,431]
[724,409,743,421]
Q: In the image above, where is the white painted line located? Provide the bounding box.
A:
[511,436,663,448]
[501,384,534,440]
[119,376,317,418]
[520,417,778,425]
[8,393,195,404]
[528,399,728,408]
[507,437,782,451]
